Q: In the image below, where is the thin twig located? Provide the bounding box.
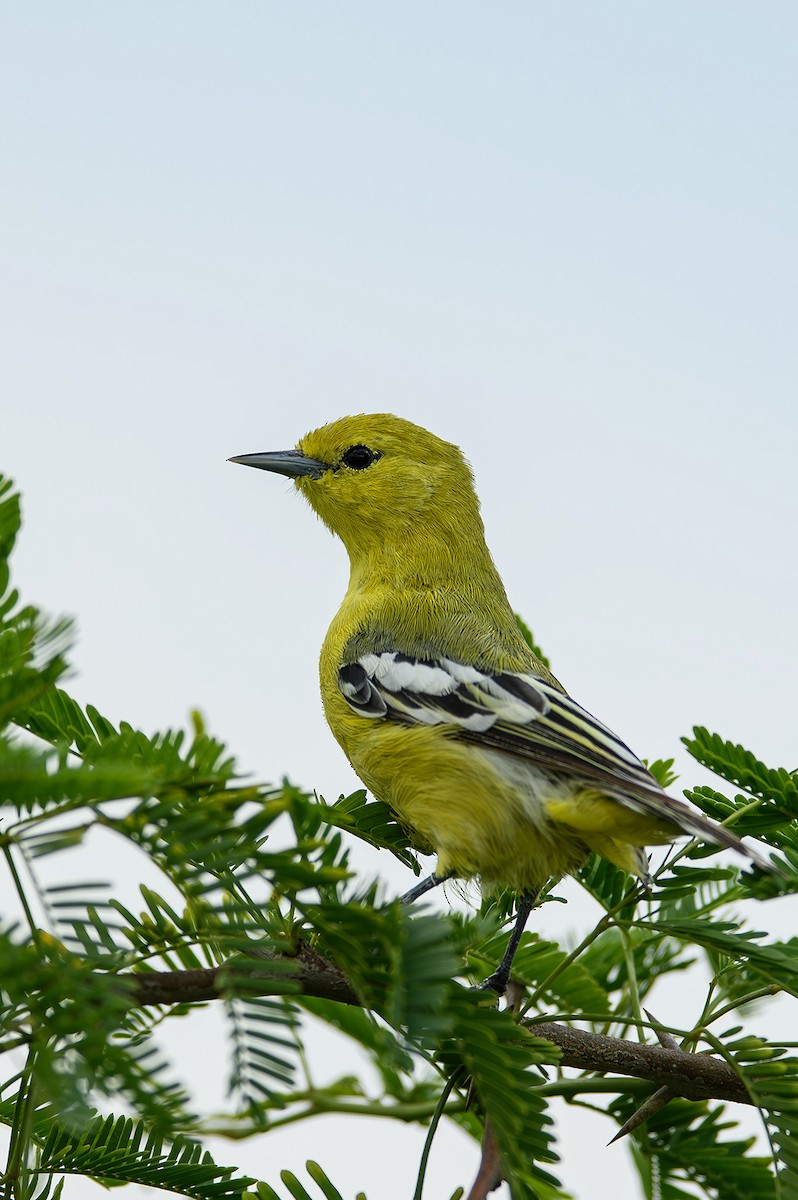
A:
[465,1118,503,1200]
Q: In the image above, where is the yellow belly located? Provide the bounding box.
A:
[328,703,590,890]
[322,667,675,889]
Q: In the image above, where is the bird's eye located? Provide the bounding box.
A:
[341,444,380,470]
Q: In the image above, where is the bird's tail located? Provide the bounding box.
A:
[609,783,774,873]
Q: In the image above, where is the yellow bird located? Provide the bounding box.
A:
[231,414,769,990]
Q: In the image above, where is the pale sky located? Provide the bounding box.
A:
[2,5,797,1198]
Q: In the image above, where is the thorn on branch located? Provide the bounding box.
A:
[644,1007,681,1051]
[608,1085,675,1144]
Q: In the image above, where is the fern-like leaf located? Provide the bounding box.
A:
[323,789,418,870]
[446,989,564,1199]
[227,997,302,1114]
[29,1109,256,1199]
[684,727,798,816]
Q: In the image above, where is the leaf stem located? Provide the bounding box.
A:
[618,927,645,1042]
[2,1038,40,1199]
[525,883,643,1013]
[412,1069,466,1200]
[203,1095,461,1138]
[2,843,39,942]
[687,984,782,1040]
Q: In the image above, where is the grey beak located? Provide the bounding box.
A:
[228,450,329,479]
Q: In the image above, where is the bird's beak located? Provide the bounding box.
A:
[227,450,329,479]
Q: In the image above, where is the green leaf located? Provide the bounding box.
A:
[0,475,21,570]
[395,911,461,1041]
[18,1107,256,1199]
[617,1095,775,1200]
[684,727,798,817]
[300,898,459,1038]
[0,480,73,723]
[227,997,302,1113]
[247,1163,359,1200]
[643,757,678,789]
[0,610,73,725]
[0,735,155,815]
[474,930,611,1018]
[446,989,564,1199]
[642,918,798,998]
[730,1045,798,1195]
[578,925,694,1002]
[578,854,640,912]
[322,789,418,870]
[514,614,551,670]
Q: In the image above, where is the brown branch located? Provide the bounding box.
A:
[527,1021,750,1105]
[607,1008,681,1143]
[118,946,752,1108]
[465,1118,503,1200]
[121,942,359,1008]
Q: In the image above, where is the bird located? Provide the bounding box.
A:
[230,414,771,992]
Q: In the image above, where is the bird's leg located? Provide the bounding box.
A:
[480,888,539,995]
[399,871,454,906]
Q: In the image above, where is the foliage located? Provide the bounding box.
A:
[1,471,798,1199]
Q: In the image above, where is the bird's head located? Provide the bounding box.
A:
[230,414,484,557]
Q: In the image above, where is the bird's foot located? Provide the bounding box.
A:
[475,968,510,997]
[473,887,540,997]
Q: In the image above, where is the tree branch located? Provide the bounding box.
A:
[526,1021,749,1105]
[118,946,752,1108]
[122,942,359,1008]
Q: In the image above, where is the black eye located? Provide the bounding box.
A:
[341,444,380,470]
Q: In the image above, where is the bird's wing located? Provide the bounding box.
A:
[339,652,662,795]
[337,651,768,864]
